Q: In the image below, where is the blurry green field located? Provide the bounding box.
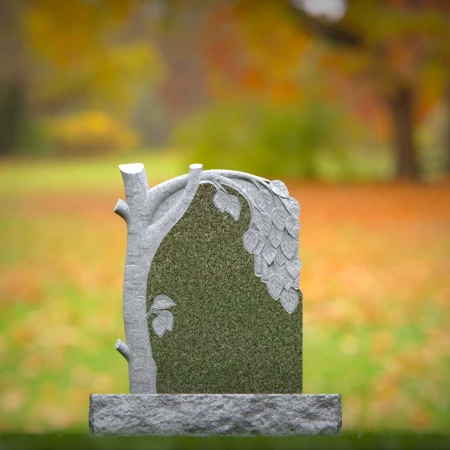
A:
[0,152,186,194]
[0,152,449,433]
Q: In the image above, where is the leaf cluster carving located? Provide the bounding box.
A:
[212,178,301,314]
[213,189,241,220]
[248,180,301,313]
[147,294,176,337]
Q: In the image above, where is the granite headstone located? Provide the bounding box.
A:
[89,163,342,436]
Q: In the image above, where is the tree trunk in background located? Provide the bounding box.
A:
[0,0,26,156]
[385,85,420,180]
[0,81,26,156]
[444,82,450,175]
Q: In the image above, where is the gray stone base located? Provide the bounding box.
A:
[89,394,342,436]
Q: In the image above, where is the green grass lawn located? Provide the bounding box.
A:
[0,151,186,195]
[1,433,449,450]
[0,151,449,434]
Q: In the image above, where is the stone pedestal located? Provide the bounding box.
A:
[89,394,342,436]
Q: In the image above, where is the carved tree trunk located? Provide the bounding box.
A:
[385,85,420,180]
[115,163,202,393]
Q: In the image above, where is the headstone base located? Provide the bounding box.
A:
[89,394,342,436]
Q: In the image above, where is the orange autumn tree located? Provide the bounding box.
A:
[290,0,450,179]
[203,3,312,105]
[167,0,450,179]
[170,2,352,178]
[0,0,163,155]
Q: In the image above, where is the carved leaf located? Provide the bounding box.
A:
[268,273,284,300]
[274,262,287,278]
[226,195,241,220]
[282,197,300,217]
[280,288,299,314]
[254,239,265,255]
[268,226,283,248]
[262,242,277,265]
[274,263,288,290]
[151,294,176,311]
[213,189,229,212]
[271,207,286,231]
[261,258,269,282]
[270,180,290,198]
[275,247,287,266]
[256,190,272,210]
[254,253,263,277]
[281,235,297,260]
[254,209,271,237]
[243,229,259,254]
[286,215,300,237]
[293,275,300,289]
[152,310,174,337]
[284,273,294,291]
[158,310,174,331]
[151,315,164,337]
[286,257,302,278]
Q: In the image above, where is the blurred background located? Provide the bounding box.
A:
[0,0,449,434]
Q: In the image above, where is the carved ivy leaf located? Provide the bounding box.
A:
[280,288,299,314]
[226,195,241,220]
[268,226,283,248]
[268,273,284,300]
[281,235,297,260]
[286,257,302,278]
[286,216,300,237]
[254,209,271,237]
[150,294,176,311]
[271,207,286,231]
[243,229,259,254]
[262,242,277,265]
[293,275,300,290]
[282,197,300,218]
[152,310,174,337]
[256,190,272,210]
[213,189,229,212]
[270,180,290,198]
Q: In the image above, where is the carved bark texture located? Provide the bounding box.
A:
[116,163,202,393]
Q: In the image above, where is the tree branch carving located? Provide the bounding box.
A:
[115,162,203,394]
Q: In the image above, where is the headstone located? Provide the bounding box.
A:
[89,163,342,436]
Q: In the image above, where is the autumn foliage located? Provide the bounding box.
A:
[0,158,449,432]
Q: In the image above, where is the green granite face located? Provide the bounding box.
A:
[146,183,302,394]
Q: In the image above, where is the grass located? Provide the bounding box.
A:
[0,433,449,450]
[0,151,449,434]
[0,151,186,194]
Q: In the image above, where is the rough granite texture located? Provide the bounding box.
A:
[146,184,303,394]
[89,394,341,436]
